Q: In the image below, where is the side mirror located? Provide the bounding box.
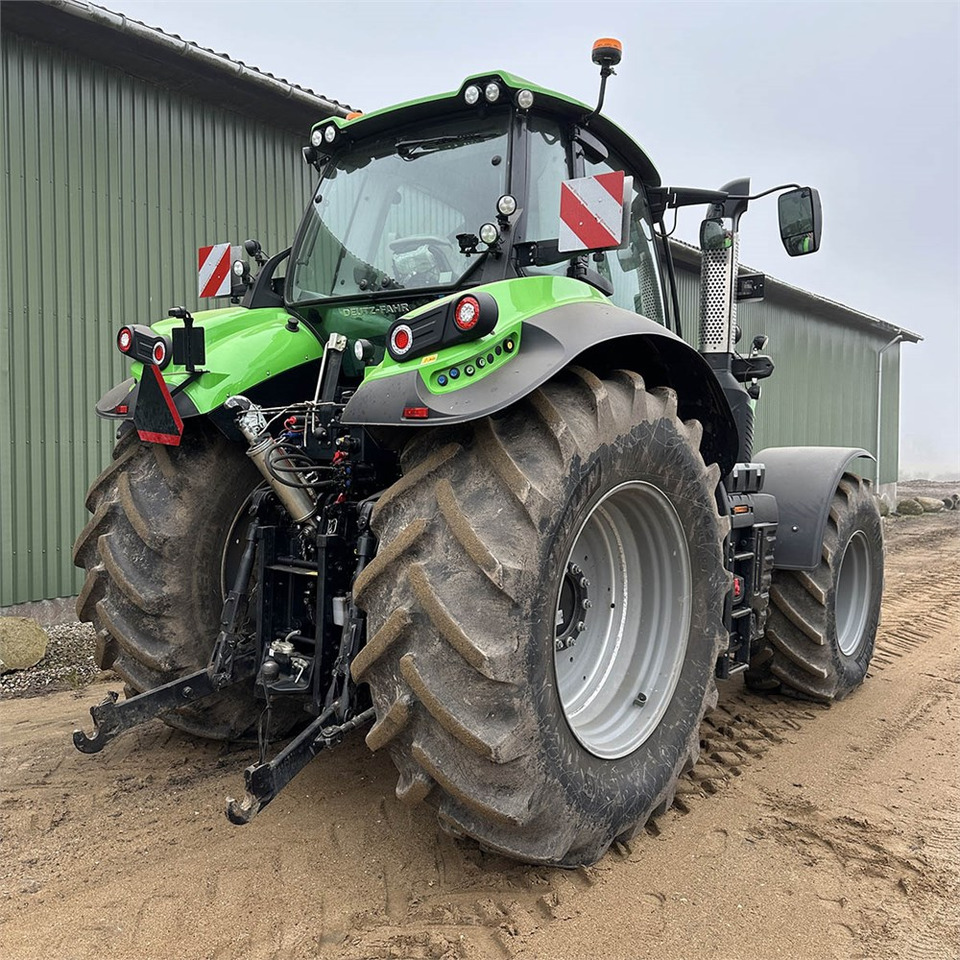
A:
[699,218,730,252]
[778,187,822,257]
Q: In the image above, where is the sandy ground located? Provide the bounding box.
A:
[0,511,957,960]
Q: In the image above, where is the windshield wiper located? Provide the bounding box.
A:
[395,131,499,160]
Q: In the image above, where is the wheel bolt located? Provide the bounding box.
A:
[580,576,589,589]
[582,599,592,610]
[576,620,585,632]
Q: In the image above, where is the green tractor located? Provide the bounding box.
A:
[73,41,883,867]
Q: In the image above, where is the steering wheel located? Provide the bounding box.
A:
[389,235,458,286]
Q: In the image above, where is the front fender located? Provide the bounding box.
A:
[95,305,323,420]
[341,276,738,475]
[757,446,876,570]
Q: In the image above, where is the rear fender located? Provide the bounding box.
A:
[757,446,875,570]
[341,276,739,475]
[95,305,323,428]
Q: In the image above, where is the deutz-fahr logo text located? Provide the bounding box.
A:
[339,302,413,318]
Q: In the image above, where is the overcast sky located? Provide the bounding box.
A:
[108,0,959,478]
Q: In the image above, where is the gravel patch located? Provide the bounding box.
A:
[0,621,108,699]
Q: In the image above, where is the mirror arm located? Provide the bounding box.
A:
[653,182,804,213]
[653,186,730,210]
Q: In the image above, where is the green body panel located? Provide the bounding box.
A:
[319,71,589,134]
[130,305,323,413]
[359,276,608,396]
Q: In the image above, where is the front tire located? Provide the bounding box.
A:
[745,472,883,701]
[352,368,729,866]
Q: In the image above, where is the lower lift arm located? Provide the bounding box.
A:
[72,516,264,754]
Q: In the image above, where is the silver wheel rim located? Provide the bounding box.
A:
[835,530,872,656]
[553,481,692,760]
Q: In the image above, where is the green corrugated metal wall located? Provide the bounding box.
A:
[0,29,316,606]
[673,262,901,485]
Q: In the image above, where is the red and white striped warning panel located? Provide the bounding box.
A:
[198,242,232,298]
[558,170,627,253]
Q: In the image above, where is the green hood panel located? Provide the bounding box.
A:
[131,306,322,414]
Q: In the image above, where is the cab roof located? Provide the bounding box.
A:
[312,70,661,187]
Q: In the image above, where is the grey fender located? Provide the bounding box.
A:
[342,299,739,476]
[756,446,875,570]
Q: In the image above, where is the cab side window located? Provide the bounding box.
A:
[520,115,570,277]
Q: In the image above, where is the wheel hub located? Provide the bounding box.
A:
[555,562,592,650]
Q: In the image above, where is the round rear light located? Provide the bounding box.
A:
[117,327,133,353]
[152,340,166,365]
[454,296,481,331]
[390,324,413,357]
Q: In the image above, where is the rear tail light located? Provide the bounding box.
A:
[116,324,171,369]
[453,296,481,331]
[385,291,499,363]
[390,324,413,357]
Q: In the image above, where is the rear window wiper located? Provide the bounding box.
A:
[395,132,498,160]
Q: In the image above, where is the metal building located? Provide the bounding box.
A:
[670,243,920,499]
[1,0,347,608]
[1,1,919,608]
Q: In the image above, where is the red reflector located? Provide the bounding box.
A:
[115,404,128,415]
[454,295,481,331]
[733,575,745,601]
[152,341,165,364]
[402,406,430,419]
[117,327,133,353]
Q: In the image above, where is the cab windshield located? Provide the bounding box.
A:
[288,113,510,304]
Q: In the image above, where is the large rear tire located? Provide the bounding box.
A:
[745,472,883,701]
[73,424,270,739]
[352,368,729,866]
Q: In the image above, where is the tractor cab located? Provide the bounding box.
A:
[275,68,671,374]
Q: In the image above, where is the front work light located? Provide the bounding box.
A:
[497,195,517,217]
[484,82,501,103]
[324,125,337,143]
[463,84,481,105]
[516,89,535,110]
[310,128,324,148]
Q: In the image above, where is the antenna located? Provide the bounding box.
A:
[588,38,622,121]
